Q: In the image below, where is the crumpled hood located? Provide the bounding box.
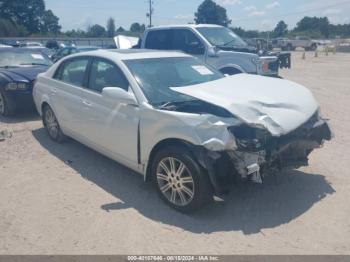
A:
[171,74,319,136]
[0,66,48,82]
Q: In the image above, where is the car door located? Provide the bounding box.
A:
[171,29,206,60]
[80,57,140,166]
[144,29,173,50]
[51,57,90,136]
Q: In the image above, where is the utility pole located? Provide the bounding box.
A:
[146,0,154,27]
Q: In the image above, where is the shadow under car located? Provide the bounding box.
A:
[32,127,335,235]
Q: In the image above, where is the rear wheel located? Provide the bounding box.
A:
[42,105,66,143]
[152,146,213,212]
[0,89,16,117]
[286,44,293,51]
[310,43,317,51]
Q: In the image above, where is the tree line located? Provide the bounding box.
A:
[1,0,350,39]
[196,0,350,39]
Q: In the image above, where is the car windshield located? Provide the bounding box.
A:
[197,27,247,48]
[0,49,52,67]
[124,57,224,106]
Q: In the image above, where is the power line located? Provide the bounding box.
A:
[234,0,350,22]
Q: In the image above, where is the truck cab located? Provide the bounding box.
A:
[141,24,279,77]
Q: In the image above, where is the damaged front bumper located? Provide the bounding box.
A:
[194,114,332,194]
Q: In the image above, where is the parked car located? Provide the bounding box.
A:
[21,42,44,48]
[0,44,12,48]
[0,40,21,47]
[33,49,332,212]
[278,37,318,51]
[0,48,52,116]
[51,46,100,62]
[139,24,280,77]
[45,39,60,50]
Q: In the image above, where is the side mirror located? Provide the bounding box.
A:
[102,87,138,106]
[207,46,219,57]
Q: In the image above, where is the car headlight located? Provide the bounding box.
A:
[5,82,29,91]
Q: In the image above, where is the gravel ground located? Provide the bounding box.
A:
[0,51,349,255]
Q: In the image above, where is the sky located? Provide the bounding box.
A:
[45,0,350,32]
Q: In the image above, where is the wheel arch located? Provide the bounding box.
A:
[218,65,245,75]
[144,138,199,183]
[38,95,52,116]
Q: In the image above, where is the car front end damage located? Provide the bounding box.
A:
[191,111,332,194]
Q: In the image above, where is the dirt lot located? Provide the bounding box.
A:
[0,52,349,255]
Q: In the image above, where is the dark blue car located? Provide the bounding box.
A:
[0,48,52,116]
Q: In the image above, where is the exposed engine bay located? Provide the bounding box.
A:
[158,74,333,193]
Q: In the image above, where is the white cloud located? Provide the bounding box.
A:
[323,8,341,15]
[244,5,256,12]
[218,0,242,6]
[248,11,266,17]
[266,1,280,9]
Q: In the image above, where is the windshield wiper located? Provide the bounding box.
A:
[221,39,236,47]
[20,63,51,66]
[0,65,20,69]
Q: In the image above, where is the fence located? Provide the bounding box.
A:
[0,37,116,48]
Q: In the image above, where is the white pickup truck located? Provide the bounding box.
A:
[116,24,281,77]
[277,37,318,51]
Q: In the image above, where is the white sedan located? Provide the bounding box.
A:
[33,49,332,212]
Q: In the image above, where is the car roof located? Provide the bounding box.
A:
[75,49,191,60]
[148,24,223,30]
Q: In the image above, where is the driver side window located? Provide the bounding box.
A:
[88,59,129,93]
[172,29,205,55]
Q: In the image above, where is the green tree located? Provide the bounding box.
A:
[0,18,27,36]
[140,24,146,33]
[88,24,106,37]
[273,20,288,37]
[194,0,231,27]
[41,10,61,35]
[130,22,141,32]
[65,29,86,37]
[294,16,330,38]
[0,0,46,33]
[106,17,116,37]
[116,26,126,33]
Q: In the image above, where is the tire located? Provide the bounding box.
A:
[311,44,317,51]
[151,146,213,213]
[220,67,243,76]
[42,105,66,143]
[286,44,293,51]
[0,89,16,116]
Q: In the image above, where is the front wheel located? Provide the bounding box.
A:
[0,89,16,116]
[42,105,66,143]
[152,146,213,213]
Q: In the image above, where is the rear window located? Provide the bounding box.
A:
[54,58,89,87]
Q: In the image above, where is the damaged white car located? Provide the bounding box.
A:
[33,49,332,212]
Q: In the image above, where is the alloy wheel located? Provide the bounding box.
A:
[0,92,4,115]
[45,108,59,139]
[156,157,195,207]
